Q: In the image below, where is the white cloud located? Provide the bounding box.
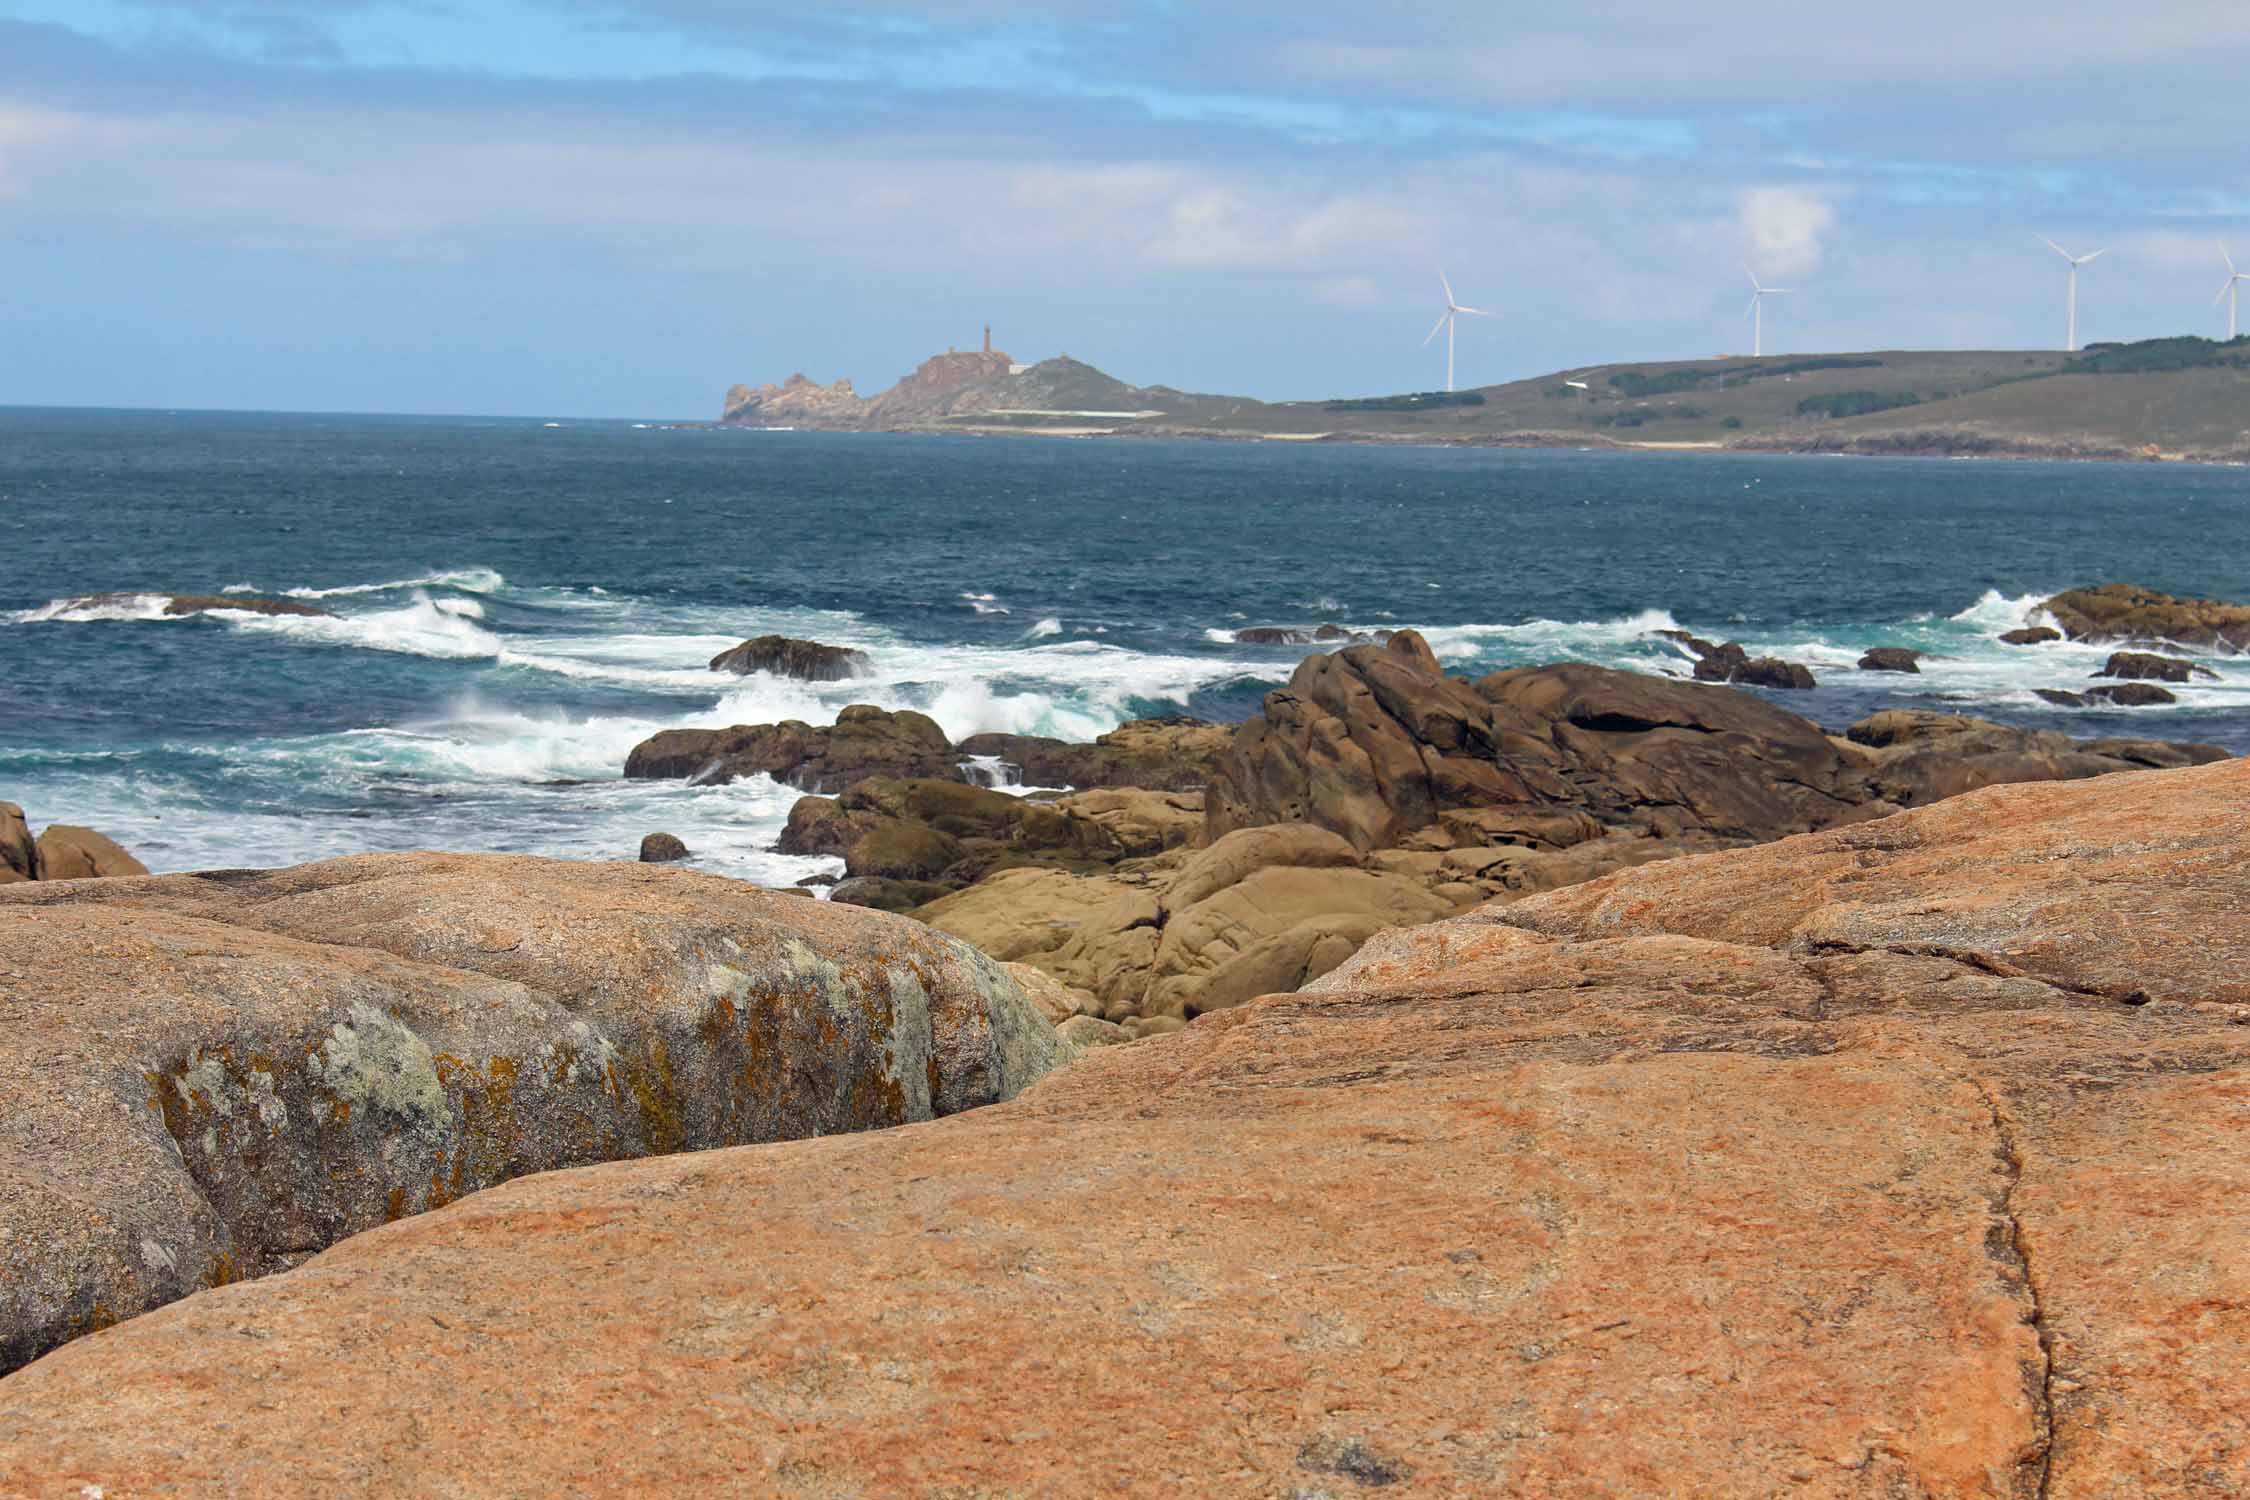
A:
[1738,187,1838,279]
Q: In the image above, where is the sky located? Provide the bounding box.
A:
[3,1,2248,416]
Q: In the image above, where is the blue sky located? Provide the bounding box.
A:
[3,1,2248,415]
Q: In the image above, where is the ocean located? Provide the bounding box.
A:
[4,406,2246,883]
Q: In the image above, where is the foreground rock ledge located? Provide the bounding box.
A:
[0,854,1058,1375]
[3,763,2247,1496]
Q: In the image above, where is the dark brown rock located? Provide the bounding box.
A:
[2085,682,2178,707]
[0,802,35,883]
[1856,647,1924,673]
[1671,634,1816,690]
[624,706,957,793]
[2036,689,2090,707]
[1999,625,2062,646]
[2096,651,2216,684]
[637,832,688,863]
[1727,655,1816,690]
[707,635,869,681]
[829,875,957,912]
[159,594,331,619]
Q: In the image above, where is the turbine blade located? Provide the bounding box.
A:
[2219,283,2234,308]
[1439,269,1456,304]
[1765,287,1793,295]
[1745,294,1760,319]
[1744,263,1762,290]
[2081,249,2109,264]
[2039,235,2071,260]
[2223,243,2236,275]
[1454,305,1495,316]
[1422,310,1451,347]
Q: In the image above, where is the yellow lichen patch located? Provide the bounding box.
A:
[201,1254,240,1290]
[623,1038,685,1156]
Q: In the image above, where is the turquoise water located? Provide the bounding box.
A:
[4,406,2245,879]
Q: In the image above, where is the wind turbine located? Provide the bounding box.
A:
[2040,236,2107,351]
[1743,266,1791,358]
[2217,244,2248,340]
[1421,270,1493,393]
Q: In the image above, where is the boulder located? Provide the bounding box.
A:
[1725,655,1816,690]
[706,635,869,681]
[915,867,1129,964]
[1052,1014,1132,1050]
[1235,626,1315,645]
[0,802,35,883]
[2096,651,2215,683]
[31,826,149,881]
[827,875,955,913]
[2085,682,2177,707]
[0,852,1060,1376]
[1665,633,1816,689]
[637,832,688,863]
[1999,625,2063,646]
[1856,647,1923,673]
[2039,583,2250,651]
[9,762,2245,1497]
[1001,963,1098,1026]
[2036,689,2089,708]
[624,706,957,792]
[1833,709,2218,807]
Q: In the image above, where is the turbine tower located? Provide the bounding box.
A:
[1421,270,1493,393]
[2040,236,2107,352]
[1744,266,1791,358]
[2217,244,2248,340]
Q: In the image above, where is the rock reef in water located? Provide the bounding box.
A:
[0,852,1060,1374]
[2039,583,2250,651]
[3,760,2245,1495]
[707,634,870,682]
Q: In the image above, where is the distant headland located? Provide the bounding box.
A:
[721,332,2250,463]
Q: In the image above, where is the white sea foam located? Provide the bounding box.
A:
[231,594,505,660]
[280,567,507,600]
[1204,627,1239,644]
[960,592,1010,615]
[1026,617,1064,639]
[9,593,176,624]
[1948,589,2056,635]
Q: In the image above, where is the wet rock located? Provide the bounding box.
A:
[1670,634,1816,690]
[11,762,2245,1497]
[1236,626,1316,646]
[954,718,1231,793]
[160,594,331,619]
[1726,655,1816,690]
[2096,651,2216,684]
[0,852,1061,1375]
[2036,689,2089,708]
[1999,625,2062,646]
[2040,583,2250,651]
[2085,682,2177,707]
[828,875,957,912]
[624,706,958,792]
[707,635,869,681]
[1856,647,1924,673]
[637,832,689,863]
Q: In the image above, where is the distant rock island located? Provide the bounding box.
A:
[723,332,2250,462]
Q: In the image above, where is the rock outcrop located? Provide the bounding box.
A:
[1206,636,2226,856]
[707,635,870,681]
[2001,625,2063,646]
[0,853,1060,1375]
[628,710,1228,796]
[6,761,2244,1496]
[1,805,146,883]
[719,374,864,425]
[1661,630,1818,688]
[637,832,688,863]
[2038,583,2250,652]
[1856,646,1924,672]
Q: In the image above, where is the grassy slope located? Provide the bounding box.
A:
[915,348,2248,460]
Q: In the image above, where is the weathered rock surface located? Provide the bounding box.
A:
[2039,583,2250,652]
[0,853,1060,1375]
[32,825,149,881]
[720,373,864,425]
[707,634,870,681]
[1662,630,1819,688]
[2085,682,2177,707]
[6,762,2244,1496]
[2000,625,2063,646]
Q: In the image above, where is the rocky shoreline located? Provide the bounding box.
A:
[3,755,2243,1494]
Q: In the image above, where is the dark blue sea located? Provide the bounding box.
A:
[4,407,2245,880]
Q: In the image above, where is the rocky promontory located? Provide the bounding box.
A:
[4,758,2243,1494]
[2038,583,2250,651]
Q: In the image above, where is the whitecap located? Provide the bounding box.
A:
[9,593,176,624]
[1026,617,1064,639]
[280,567,507,600]
[230,593,504,660]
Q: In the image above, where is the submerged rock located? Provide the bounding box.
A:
[7,761,2245,1496]
[0,852,1060,1374]
[707,634,869,681]
[2085,682,2178,707]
